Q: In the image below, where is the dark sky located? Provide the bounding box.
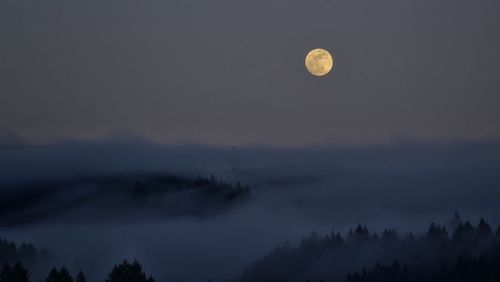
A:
[1,0,499,146]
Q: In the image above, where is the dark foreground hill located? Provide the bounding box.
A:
[0,174,250,226]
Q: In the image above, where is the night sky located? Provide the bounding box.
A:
[1,0,499,146]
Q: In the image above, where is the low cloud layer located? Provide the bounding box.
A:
[1,140,500,281]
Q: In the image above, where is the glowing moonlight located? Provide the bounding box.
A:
[305,48,334,76]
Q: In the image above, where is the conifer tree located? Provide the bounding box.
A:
[75,270,86,282]
[106,260,154,282]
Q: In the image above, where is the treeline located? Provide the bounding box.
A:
[0,239,155,282]
[74,173,251,201]
[194,174,251,200]
[240,213,500,282]
[345,251,500,282]
[1,259,153,282]
[0,173,251,226]
[0,238,47,266]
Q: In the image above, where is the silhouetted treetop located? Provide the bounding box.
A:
[75,270,86,282]
[106,259,154,282]
[0,238,46,266]
[45,267,73,282]
[1,261,30,282]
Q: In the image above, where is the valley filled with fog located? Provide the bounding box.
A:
[1,141,500,281]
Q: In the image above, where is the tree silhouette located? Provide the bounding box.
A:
[0,238,43,266]
[45,268,59,282]
[426,222,448,243]
[477,218,492,237]
[106,260,154,282]
[45,267,73,282]
[75,270,86,282]
[449,211,463,229]
[346,261,415,282]
[346,251,500,282]
[0,262,30,282]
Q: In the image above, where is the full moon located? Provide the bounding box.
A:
[305,48,334,76]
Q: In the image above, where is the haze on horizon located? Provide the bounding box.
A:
[1,0,500,147]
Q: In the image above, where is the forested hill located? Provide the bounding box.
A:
[240,214,500,282]
[0,174,251,226]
